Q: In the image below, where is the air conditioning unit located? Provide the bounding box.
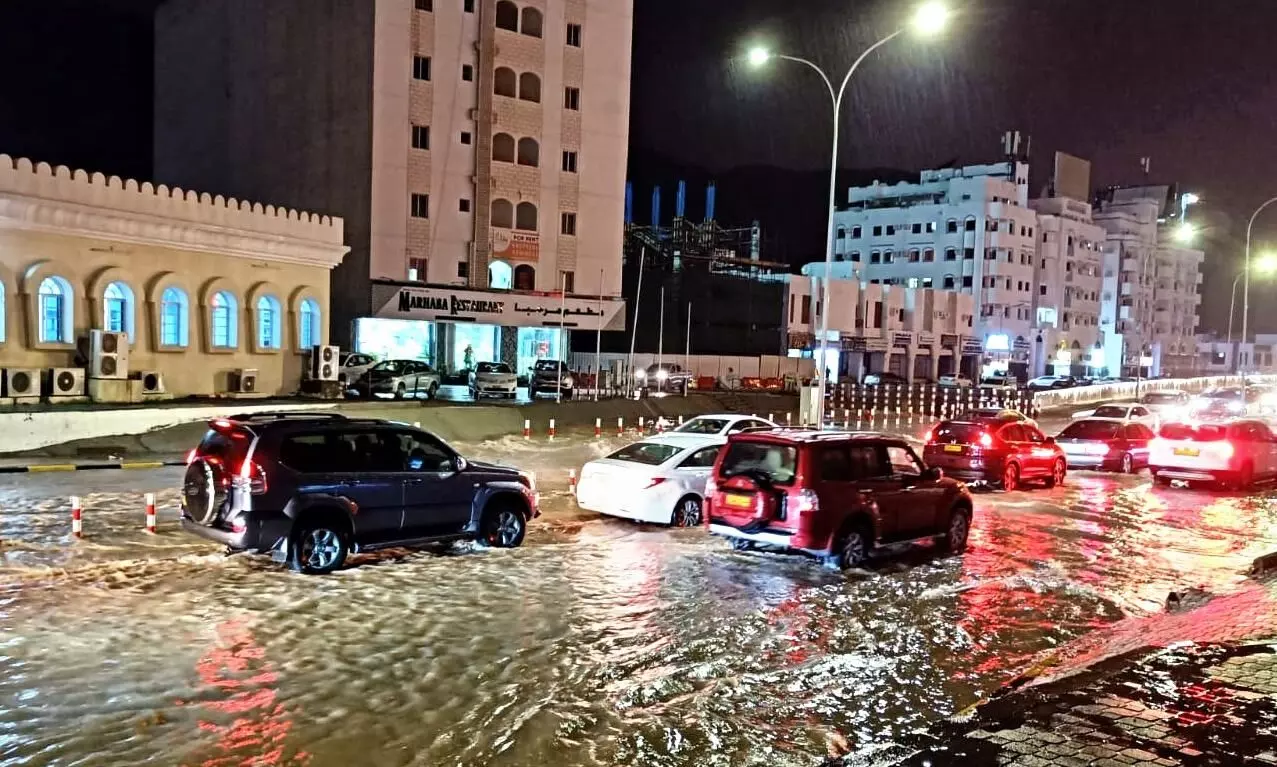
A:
[3,368,40,398]
[311,345,340,381]
[136,370,165,395]
[230,369,259,394]
[47,367,86,398]
[90,329,129,379]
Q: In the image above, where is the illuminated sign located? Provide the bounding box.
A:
[375,285,626,331]
[985,333,1010,352]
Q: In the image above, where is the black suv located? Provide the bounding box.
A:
[180,413,539,574]
[530,359,575,399]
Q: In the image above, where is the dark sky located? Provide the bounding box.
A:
[2,0,1275,332]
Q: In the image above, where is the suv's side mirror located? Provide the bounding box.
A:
[453,456,468,473]
[1043,436,1056,445]
[922,466,943,481]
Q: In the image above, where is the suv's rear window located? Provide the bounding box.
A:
[607,442,681,466]
[719,441,798,485]
[1091,405,1129,419]
[534,360,563,371]
[1159,423,1228,441]
[674,418,728,435]
[1059,420,1121,440]
[476,362,511,373]
[932,422,986,444]
[195,428,251,466]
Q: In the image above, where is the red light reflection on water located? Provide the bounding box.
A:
[179,619,308,767]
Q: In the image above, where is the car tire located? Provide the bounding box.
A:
[481,503,527,548]
[1001,462,1021,492]
[937,507,971,553]
[672,495,703,527]
[394,383,406,400]
[289,518,349,575]
[1043,459,1066,488]
[1119,452,1134,475]
[1153,472,1172,487]
[729,538,753,552]
[824,521,872,571]
[1232,462,1255,491]
[427,382,439,400]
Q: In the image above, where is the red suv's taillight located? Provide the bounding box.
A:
[238,460,268,494]
[978,431,994,448]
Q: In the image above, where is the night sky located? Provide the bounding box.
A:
[2,0,1275,333]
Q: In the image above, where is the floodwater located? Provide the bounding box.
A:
[2,432,1276,766]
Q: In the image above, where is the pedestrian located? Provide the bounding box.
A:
[463,344,475,372]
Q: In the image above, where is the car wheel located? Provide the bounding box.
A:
[1043,459,1066,488]
[937,508,970,553]
[672,495,703,527]
[427,382,439,400]
[482,504,526,548]
[1120,452,1134,475]
[729,538,753,552]
[824,522,871,571]
[1001,462,1021,492]
[289,519,349,575]
[1233,462,1255,491]
[1153,472,1172,487]
[394,383,406,400]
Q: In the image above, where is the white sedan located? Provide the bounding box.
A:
[469,361,518,399]
[575,434,726,526]
[1071,402,1158,425]
[663,414,777,438]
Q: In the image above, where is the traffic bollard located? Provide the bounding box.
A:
[617,417,624,437]
[548,419,556,440]
[594,418,602,438]
[71,495,82,539]
[638,416,645,434]
[145,492,157,534]
[568,468,577,493]
[523,419,531,440]
[786,412,793,426]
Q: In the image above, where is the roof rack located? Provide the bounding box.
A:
[224,411,350,422]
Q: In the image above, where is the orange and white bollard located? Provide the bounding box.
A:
[71,495,82,539]
[568,468,577,493]
[594,417,602,438]
[638,416,645,434]
[523,419,531,440]
[678,415,685,426]
[144,492,157,534]
[617,417,624,437]
[548,419,556,440]
[786,412,793,427]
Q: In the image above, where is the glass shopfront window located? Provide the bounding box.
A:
[454,323,502,371]
[354,318,436,366]
[517,327,564,378]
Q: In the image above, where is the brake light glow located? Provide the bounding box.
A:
[923,428,935,444]
[642,477,668,490]
[185,448,197,465]
[237,460,268,494]
[1218,441,1235,459]
[212,419,232,430]
[978,432,994,448]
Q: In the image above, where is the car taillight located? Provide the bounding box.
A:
[1217,441,1235,459]
[238,461,268,494]
[706,476,718,497]
[185,448,197,465]
[923,428,935,444]
[978,432,994,448]
[792,488,819,515]
[642,477,668,490]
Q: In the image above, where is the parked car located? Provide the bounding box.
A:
[339,352,377,386]
[635,363,692,394]
[1055,419,1156,473]
[1071,402,1158,425]
[575,435,725,526]
[1027,375,1077,391]
[179,413,539,574]
[863,371,910,387]
[937,374,974,388]
[981,371,1018,389]
[469,361,518,400]
[1140,390,1191,420]
[1149,419,1277,489]
[705,431,973,570]
[668,414,778,437]
[1188,388,1252,418]
[922,411,1067,490]
[354,359,441,399]
[530,359,575,399]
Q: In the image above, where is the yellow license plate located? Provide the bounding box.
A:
[1174,447,1200,457]
[724,494,752,509]
[943,444,964,453]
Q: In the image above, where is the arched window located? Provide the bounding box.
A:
[515,202,538,231]
[256,294,282,350]
[516,137,540,166]
[103,281,135,341]
[491,199,514,229]
[513,264,536,291]
[159,286,189,347]
[494,67,517,98]
[0,281,6,343]
[489,260,513,290]
[210,290,238,349]
[520,6,543,37]
[299,298,321,349]
[37,276,73,343]
[495,0,519,31]
[492,132,515,162]
[518,72,541,103]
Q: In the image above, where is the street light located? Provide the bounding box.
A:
[1228,252,1277,373]
[746,2,951,426]
[1242,196,1277,355]
[1174,221,1197,244]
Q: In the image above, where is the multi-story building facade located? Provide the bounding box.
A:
[1094,185,1203,377]
[1028,197,1106,375]
[153,0,631,375]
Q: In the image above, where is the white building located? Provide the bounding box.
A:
[1028,197,1106,375]
[152,0,631,374]
[1094,186,1203,378]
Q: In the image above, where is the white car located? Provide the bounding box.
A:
[469,361,518,399]
[340,352,377,385]
[575,435,726,526]
[357,359,441,399]
[1150,419,1277,488]
[663,414,777,438]
[937,374,973,388]
[1139,391,1191,420]
[1071,402,1158,425]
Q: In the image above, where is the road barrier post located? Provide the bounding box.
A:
[71,496,82,539]
[568,468,577,493]
[617,417,624,437]
[145,492,157,534]
[549,419,557,440]
[523,419,531,440]
[594,418,602,438]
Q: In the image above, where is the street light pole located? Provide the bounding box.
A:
[1242,195,1277,352]
[1228,271,1243,374]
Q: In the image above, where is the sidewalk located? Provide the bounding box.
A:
[861,574,1277,766]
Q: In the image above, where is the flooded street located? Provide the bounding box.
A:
[3,432,1277,766]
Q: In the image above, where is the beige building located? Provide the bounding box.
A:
[0,154,348,400]
[153,0,631,375]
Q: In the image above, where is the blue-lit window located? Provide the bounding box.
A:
[160,286,189,347]
[299,298,321,349]
[38,276,73,343]
[211,291,238,348]
[256,295,282,349]
[103,281,135,341]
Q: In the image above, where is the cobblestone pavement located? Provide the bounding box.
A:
[865,576,1277,766]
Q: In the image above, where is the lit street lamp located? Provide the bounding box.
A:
[1242,196,1277,354]
[1174,221,1197,244]
[1228,252,1277,373]
[747,1,950,426]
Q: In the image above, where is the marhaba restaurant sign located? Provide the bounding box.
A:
[377,286,626,331]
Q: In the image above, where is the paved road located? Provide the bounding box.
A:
[2,433,1275,766]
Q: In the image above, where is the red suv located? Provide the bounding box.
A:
[705,431,974,570]
[922,411,1067,490]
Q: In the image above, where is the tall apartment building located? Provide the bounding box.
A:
[153,0,631,373]
[1028,196,1105,374]
[1094,185,1204,377]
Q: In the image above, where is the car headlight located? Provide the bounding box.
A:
[656,370,669,382]
[563,376,574,387]
[635,370,647,379]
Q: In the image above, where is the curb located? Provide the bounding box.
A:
[0,460,187,475]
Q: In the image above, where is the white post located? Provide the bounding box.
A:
[657,285,666,371]
[558,272,567,403]
[594,268,604,401]
[627,247,645,392]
